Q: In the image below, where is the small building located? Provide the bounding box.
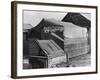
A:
[23,24,33,58]
[29,40,66,68]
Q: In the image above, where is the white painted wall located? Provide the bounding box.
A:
[0,0,99,80]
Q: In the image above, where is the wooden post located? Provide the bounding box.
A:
[65,51,69,67]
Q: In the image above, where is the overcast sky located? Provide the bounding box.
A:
[23,11,66,27]
[23,10,90,38]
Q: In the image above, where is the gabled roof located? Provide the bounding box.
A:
[62,13,91,30]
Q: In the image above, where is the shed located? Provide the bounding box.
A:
[29,40,66,68]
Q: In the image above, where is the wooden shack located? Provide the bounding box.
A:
[29,40,66,68]
[23,19,65,69]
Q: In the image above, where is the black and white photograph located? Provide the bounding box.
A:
[11,1,97,78]
[23,11,91,69]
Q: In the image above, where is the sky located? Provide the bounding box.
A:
[23,10,66,27]
[23,10,90,38]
